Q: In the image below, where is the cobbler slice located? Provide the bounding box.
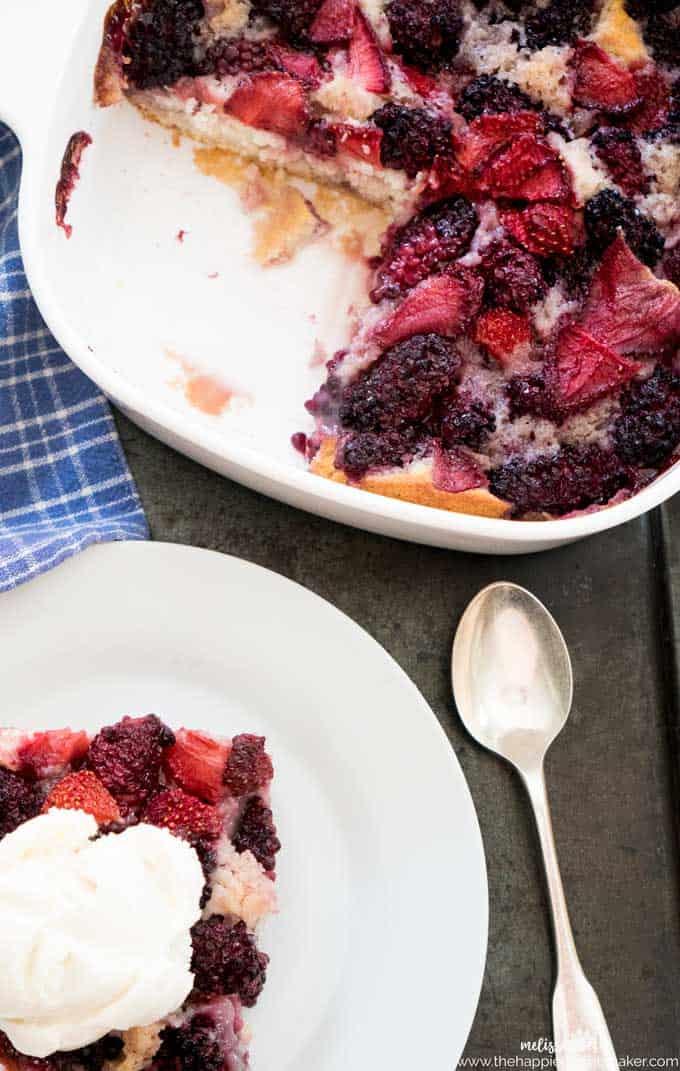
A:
[0,718,280,1071]
[95,0,680,519]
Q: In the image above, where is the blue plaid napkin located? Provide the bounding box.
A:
[0,124,148,592]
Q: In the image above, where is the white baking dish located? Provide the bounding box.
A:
[2,0,677,553]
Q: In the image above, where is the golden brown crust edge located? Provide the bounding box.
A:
[94,41,125,106]
[310,438,512,519]
[592,0,648,65]
[93,0,129,106]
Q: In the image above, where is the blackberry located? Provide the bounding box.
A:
[507,374,555,421]
[489,445,629,516]
[372,103,452,178]
[591,128,649,197]
[250,0,323,42]
[639,9,680,69]
[232,796,281,871]
[457,75,534,121]
[155,1015,225,1071]
[87,714,174,814]
[198,36,278,77]
[625,0,678,13]
[545,246,598,300]
[0,767,41,839]
[663,246,680,289]
[125,0,204,89]
[191,917,269,1006]
[480,240,547,314]
[584,189,664,268]
[193,837,218,907]
[613,366,680,469]
[440,398,496,451]
[336,430,418,481]
[54,1038,125,1071]
[386,0,463,72]
[339,333,459,432]
[525,0,594,51]
[541,111,572,141]
[224,734,273,797]
[224,732,276,801]
[372,197,478,302]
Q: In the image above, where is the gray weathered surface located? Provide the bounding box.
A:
[117,410,680,1062]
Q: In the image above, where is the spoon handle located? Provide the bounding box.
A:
[522,765,619,1071]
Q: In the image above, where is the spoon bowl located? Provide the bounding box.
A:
[452,582,573,771]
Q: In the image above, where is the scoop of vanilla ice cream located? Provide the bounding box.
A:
[0,809,204,1058]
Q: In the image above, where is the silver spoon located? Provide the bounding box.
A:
[452,582,618,1070]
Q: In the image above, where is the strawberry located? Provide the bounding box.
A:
[394,60,440,100]
[271,45,323,87]
[43,770,121,825]
[581,236,680,356]
[348,10,390,94]
[308,0,355,42]
[335,123,383,165]
[423,154,477,204]
[477,133,570,202]
[481,131,554,184]
[142,787,221,843]
[517,160,572,203]
[432,445,487,493]
[18,729,89,778]
[571,40,641,115]
[624,65,670,136]
[225,73,308,138]
[578,235,680,355]
[474,309,532,366]
[162,728,230,804]
[554,325,640,409]
[374,270,483,349]
[502,204,577,256]
[457,111,541,175]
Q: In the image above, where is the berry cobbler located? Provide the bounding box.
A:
[0,718,279,1071]
[95,0,680,519]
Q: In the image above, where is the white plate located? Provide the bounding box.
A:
[5,0,676,553]
[2,542,488,1070]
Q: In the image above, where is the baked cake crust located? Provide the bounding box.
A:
[94,42,125,107]
[310,436,511,516]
